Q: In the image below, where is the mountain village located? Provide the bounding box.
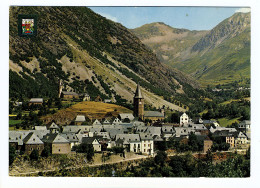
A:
[9,84,251,160]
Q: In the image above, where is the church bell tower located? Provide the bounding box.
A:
[133,84,144,120]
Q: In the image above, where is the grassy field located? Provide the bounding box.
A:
[9,119,22,125]
[216,117,240,127]
[67,101,132,120]
[41,101,132,125]
[220,97,250,105]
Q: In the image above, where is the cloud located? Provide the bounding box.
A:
[97,12,118,22]
[235,8,251,13]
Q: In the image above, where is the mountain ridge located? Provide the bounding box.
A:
[131,12,250,86]
[9,7,200,110]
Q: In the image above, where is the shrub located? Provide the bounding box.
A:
[30,149,39,161]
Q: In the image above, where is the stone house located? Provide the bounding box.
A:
[22,132,44,155]
[115,134,140,152]
[82,137,102,152]
[60,133,80,148]
[9,131,31,151]
[42,133,71,154]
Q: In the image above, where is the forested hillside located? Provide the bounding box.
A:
[9,6,201,109]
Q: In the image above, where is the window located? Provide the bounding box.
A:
[58,149,61,152]
[144,144,146,147]
[144,149,146,152]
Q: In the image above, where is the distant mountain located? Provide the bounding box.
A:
[9,7,200,110]
[131,13,250,86]
[131,22,208,64]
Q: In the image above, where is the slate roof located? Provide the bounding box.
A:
[60,133,79,142]
[9,131,31,145]
[75,115,86,122]
[95,132,111,139]
[188,123,207,130]
[35,126,47,131]
[115,134,140,143]
[42,133,70,144]
[23,132,44,145]
[29,98,43,103]
[62,91,79,96]
[90,127,102,133]
[62,126,91,133]
[112,117,122,124]
[239,120,251,127]
[133,121,145,127]
[32,130,50,139]
[82,137,100,145]
[135,126,147,133]
[104,128,126,139]
[118,123,133,128]
[236,131,247,138]
[102,118,111,125]
[119,113,135,121]
[49,122,59,129]
[139,133,153,140]
[209,126,237,133]
[144,111,164,117]
[162,126,175,133]
[92,119,102,126]
[212,130,231,137]
[146,127,161,136]
[203,120,215,124]
[134,84,143,99]
[174,127,195,137]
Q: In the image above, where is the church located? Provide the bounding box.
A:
[133,84,164,123]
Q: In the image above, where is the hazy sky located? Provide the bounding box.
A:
[89,7,250,30]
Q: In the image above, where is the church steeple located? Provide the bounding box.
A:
[134,84,143,99]
[133,83,144,120]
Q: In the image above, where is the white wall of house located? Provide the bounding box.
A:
[141,140,154,155]
[180,113,189,126]
[130,142,142,153]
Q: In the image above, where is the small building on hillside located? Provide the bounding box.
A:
[104,99,112,103]
[61,91,79,100]
[29,98,43,106]
[95,96,103,102]
[82,93,90,101]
